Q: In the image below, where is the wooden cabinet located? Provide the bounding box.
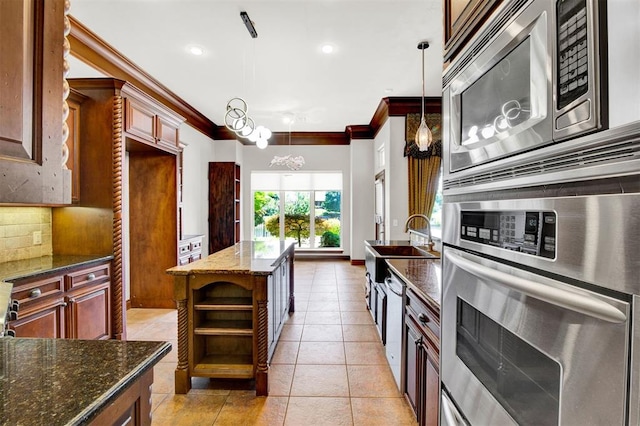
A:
[0,0,69,204]
[124,89,181,152]
[178,235,203,265]
[208,162,240,253]
[65,89,88,203]
[54,78,184,317]
[404,288,440,426]
[8,260,112,340]
[444,0,503,62]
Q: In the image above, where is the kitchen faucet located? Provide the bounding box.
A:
[404,214,433,248]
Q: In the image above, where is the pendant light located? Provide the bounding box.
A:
[415,41,433,151]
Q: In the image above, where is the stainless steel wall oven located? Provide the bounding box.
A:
[441,191,639,425]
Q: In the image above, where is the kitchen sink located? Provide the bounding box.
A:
[365,242,440,283]
[368,245,439,258]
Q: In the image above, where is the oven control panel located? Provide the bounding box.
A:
[460,210,557,258]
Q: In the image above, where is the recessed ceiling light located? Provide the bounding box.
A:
[385,88,394,94]
[187,45,204,56]
[321,44,334,54]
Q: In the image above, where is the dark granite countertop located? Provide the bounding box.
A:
[386,258,441,313]
[0,338,171,425]
[0,255,113,283]
[167,241,294,276]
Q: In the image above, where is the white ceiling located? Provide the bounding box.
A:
[68,0,444,134]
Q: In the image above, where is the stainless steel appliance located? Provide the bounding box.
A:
[443,0,612,175]
[384,273,405,390]
[441,193,640,425]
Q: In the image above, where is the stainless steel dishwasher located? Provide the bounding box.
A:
[384,273,405,391]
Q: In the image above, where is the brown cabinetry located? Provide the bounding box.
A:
[208,162,240,253]
[0,0,69,204]
[444,0,502,62]
[54,78,184,316]
[8,260,112,340]
[124,94,181,152]
[65,89,88,203]
[404,287,440,426]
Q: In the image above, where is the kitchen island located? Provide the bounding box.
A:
[166,241,295,396]
[0,338,170,425]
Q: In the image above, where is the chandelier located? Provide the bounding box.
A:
[415,41,433,151]
[224,97,271,149]
[270,122,305,170]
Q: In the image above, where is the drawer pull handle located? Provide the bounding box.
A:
[30,288,42,298]
[87,273,96,281]
[418,313,429,324]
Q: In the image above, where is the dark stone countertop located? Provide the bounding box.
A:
[0,338,171,425]
[386,258,441,313]
[0,255,113,283]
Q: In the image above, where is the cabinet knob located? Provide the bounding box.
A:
[30,288,42,298]
[87,273,96,281]
[418,313,429,324]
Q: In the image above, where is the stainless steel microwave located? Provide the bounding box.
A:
[443,0,608,173]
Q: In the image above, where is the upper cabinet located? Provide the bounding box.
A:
[123,85,182,153]
[444,0,503,63]
[0,0,70,204]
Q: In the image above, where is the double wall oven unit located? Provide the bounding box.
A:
[441,1,640,424]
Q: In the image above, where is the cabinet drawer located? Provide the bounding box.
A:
[406,288,440,342]
[190,240,202,251]
[12,276,64,307]
[179,243,191,256]
[65,263,110,290]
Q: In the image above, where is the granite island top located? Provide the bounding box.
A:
[0,255,113,283]
[0,338,171,425]
[386,258,441,313]
[167,241,295,276]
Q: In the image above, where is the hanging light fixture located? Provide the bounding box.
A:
[223,11,272,148]
[415,41,433,151]
[270,121,305,170]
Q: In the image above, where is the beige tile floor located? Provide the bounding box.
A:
[126,259,418,426]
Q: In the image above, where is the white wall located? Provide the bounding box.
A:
[350,139,375,260]
[375,116,409,241]
[240,143,353,256]
[180,124,217,256]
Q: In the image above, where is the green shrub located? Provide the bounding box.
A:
[321,231,340,247]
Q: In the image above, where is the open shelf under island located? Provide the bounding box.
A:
[166,241,295,396]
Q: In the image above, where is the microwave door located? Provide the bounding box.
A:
[446,0,554,173]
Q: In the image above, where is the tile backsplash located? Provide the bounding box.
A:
[0,207,52,263]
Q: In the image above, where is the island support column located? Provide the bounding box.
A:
[173,275,191,394]
[255,275,269,396]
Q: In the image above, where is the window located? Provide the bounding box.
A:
[252,172,342,250]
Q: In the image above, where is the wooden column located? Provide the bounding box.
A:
[174,277,191,394]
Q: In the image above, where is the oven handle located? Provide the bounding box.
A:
[445,251,627,323]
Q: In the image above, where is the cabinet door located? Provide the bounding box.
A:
[405,320,421,417]
[156,115,179,148]
[0,0,67,204]
[124,98,156,144]
[67,282,111,340]
[10,300,66,338]
[425,350,440,426]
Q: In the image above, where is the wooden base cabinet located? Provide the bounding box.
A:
[8,260,112,340]
[404,288,440,426]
